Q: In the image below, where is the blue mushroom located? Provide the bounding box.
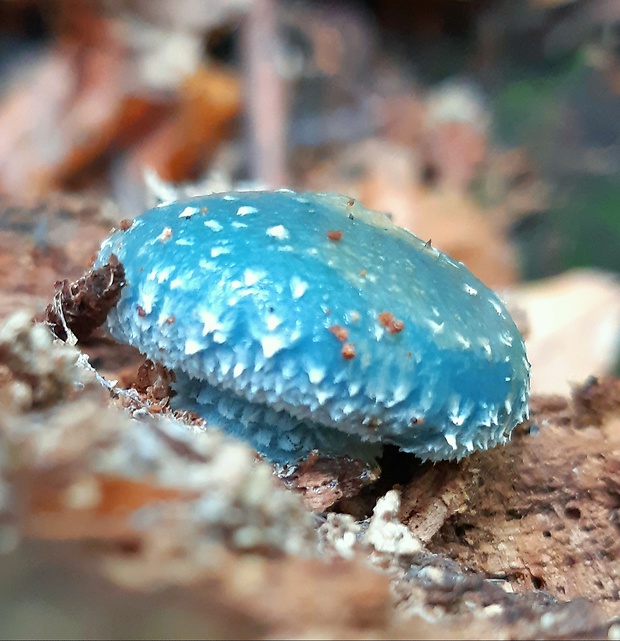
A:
[95,190,530,465]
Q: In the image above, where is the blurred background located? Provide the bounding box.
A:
[0,0,619,391]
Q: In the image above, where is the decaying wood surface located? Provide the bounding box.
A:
[404,380,620,616]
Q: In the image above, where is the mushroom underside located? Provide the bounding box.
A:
[171,370,515,465]
[172,370,383,465]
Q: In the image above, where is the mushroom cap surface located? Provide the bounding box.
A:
[96,190,529,463]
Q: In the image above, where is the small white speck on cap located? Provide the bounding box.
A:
[218,353,233,377]
[175,238,194,246]
[445,433,457,450]
[455,333,471,349]
[231,221,248,229]
[315,389,333,405]
[243,269,264,286]
[233,363,245,378]
[290,276,308,299]
[199,309,220,336]
[199,258,216,271]
[490,298,504,316]
[204,219,223,232]
[156,266,174,283]
[266,315,282,331]
[211,246,231,258]
[427,319,445,334]
[156,227,173,242]
[442,254,459,268]
[392,383,409,404]
[308,366,326,384]
[341,401,357,415]
[223,194,237,201]
[464,284,478,296]
[448,397,468,427]
[140,291,155,314]
[237,205,258,216]
[499,332,514,347]
[261,335,285,358]
[266,224,289,240]
[348,382,362,396]
[184,339,203,355]
[157,311,170,325]
[179,206,198,218]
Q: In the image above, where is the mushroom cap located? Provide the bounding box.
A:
[96,190,529,463]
